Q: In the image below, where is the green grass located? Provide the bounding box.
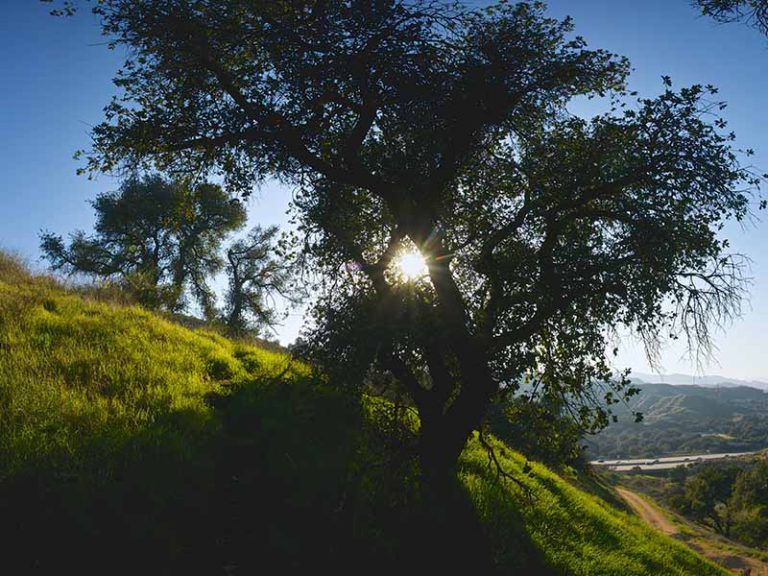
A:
[460,437,728,575]
[0,271,305,479]
[616,472,768,568]
[0,253,731,575]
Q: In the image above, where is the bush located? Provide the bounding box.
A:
[0,250,31,282]
[731,505,768,547]
[486,397,584,468]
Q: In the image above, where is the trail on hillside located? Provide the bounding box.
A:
[618,487,768,576]
[616,487,678,535]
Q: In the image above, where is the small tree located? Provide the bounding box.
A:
[728,459,768,546]
[41,174,246,310]
[223,225,296,336]
[681,465,740,535]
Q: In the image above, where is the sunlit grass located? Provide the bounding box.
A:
[460,435,729,576]
[0,270,305,479]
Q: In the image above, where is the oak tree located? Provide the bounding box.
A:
[54,1,762,496]
[695,0,768,35]
[41,174,246,311]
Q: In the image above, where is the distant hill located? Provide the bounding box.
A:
[0,251,728,575]
[629,372,768,390]
[587,382,768,459]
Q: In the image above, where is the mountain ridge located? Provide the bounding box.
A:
[628,372,768,390]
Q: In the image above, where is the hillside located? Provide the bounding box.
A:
[620,488,768,575]
[614,474,768,575]
[587,383,768,459]
[0,253,730,575]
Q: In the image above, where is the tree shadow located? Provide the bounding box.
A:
[0,376,551,574]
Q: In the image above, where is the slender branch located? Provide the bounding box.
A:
[477,428,533,502]
[478,191,533,265]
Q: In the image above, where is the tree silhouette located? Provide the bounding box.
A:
[41,174,246,311]
[55,1,762,498]
[223,225,296,336]
[695,0,768,35]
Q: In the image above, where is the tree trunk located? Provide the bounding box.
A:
[227,262,243,333]
[414,410,493,572]
[418,415,469,490]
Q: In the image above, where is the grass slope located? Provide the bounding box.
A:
[0,253,729,575]
[618,473,768,573]
[462,442,728,575]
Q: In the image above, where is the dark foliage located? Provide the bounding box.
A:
[695,0,768,35]
[487,396,585,468]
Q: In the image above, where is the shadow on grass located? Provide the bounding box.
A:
[0,376,550,575]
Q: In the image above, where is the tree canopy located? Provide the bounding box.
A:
[695,0,768,35]
[41,174,246,311]
[51,0,762,493]
[223,225,297,335]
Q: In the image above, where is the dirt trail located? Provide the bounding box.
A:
[616,487,678,535]
[617,487,768,576]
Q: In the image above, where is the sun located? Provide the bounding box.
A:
[394,249,428,281]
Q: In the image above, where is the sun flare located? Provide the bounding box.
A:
[394,250,428,281]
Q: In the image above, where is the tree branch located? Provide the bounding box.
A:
[169,15,391,195]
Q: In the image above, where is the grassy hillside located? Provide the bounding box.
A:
[0,252,730,575]
[615,474,768,574]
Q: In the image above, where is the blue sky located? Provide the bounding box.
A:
[1,1,766,380]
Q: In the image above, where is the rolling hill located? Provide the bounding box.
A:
[629,373,768,390]
[0,252,731,575]
[587,383,768,459]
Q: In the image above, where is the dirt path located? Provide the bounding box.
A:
[617,487,768,576]
[616,487,678,535]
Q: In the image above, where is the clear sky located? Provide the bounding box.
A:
[1,1,766,380]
